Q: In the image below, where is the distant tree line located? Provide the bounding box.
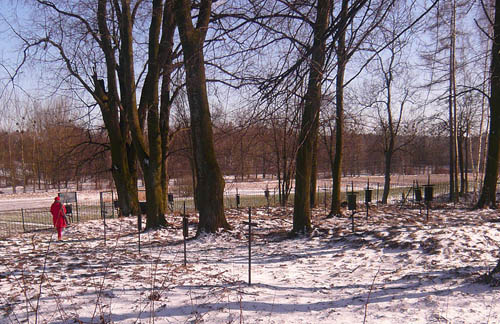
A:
[0,98,484,202]
[0,98,113,194]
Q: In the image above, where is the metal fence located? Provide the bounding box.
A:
[0,181,478,239]
[165,181,470,213]
[0,201,112,239]
[0,209,52,238]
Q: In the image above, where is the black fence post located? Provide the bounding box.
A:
[138,213,142,254]
[76,199,80,223]
[265,188,270,208]
[111,191,115,219]
[324,187,327,209]
[182,201,188,266]
[424,184,434,221]
[365,186,372,220]
[103,208,107,245]
[243,207,258,285]
[21,208,26,232]
[347,192,357,233]
[248,207,252,285]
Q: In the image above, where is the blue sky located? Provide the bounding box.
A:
[0,1,42,96]
[0,0,489,128]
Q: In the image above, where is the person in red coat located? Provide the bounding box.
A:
[50,196,67,240]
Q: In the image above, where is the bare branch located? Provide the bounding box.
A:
[35,0,102,46]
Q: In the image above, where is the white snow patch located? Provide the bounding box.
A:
[1,202,500,323]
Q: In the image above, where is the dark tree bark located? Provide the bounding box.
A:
[380,52,398,205]
[174,0,230,233]
[159,0,176,207]
[293,0,331,233]
[478,0,500,209]
[458,131,466,195]
[448,0,459,203]
[115,0,170,228]
[329,0,349,218]
[486,0,500,279]
[96,0,140,217]
[310,134,319,208]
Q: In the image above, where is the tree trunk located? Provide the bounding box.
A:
[117,0,171,228]
[381,53,395,205]
[94,0,141,217]
[143,0,167,228]
[449,0,459,202]
[478,0,500,208]
[174,0,229,233]
[8,134,16,194]
[382,150,392,204]
[458,132,465,195]
[110,140,139,217]
[160,0,175,206]
[95,80,139,217]
[310,134,319,208]
[487,0,500,279]
[293,0,330,233]
[329,0,348,218]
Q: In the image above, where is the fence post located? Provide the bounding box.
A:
[248,207,252,285]
[76,200,80,223]
[21,208,26,232]
[103,208,107,245]
[182,201,187,266]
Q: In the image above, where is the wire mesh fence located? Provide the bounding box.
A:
[0,208,59,239]
[0,180,480,239]
[168,181,474,213]
[0,201,117,239]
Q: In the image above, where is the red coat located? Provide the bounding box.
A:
[50,201,67,228]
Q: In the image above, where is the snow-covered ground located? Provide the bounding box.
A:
[1,201,500,323]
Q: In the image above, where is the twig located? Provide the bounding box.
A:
[239,291,243,324]
[34,234,53,324]
[90,220,125,323]
[363,264,381,324]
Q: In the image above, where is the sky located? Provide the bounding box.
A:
[0,0,491,130]
[0,1,35,91]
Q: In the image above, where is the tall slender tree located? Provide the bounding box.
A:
[293,0,332,233]
[421,0,473,202]
[329,0,350,218]
[478,0,500,208]
[370,0,421,204]
[174,0,230,233]
[483,0,500,280]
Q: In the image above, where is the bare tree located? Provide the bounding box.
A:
[174,0,230,233]
[269,96,300,207]
[293,0,332,233]
[327,0,394,217]
[368,0,423,204]
[110,0,174,227]
[14,0,141,216]
[421,0,475,201]
[478,0,500,208]
[12,0,184,228]
[484,0,500,279]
